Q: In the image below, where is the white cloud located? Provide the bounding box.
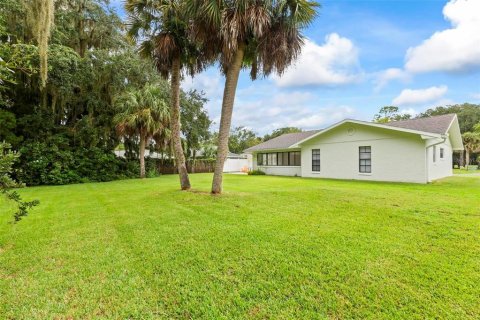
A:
[399,108,418,117]
[374,68,411,92]
[405,0,480,73]
[273,34,362,87]
[392,85,448,106]
[181,72,225,125]
[232,88,356,134]
[182,72,223,97]
[180,73,358,133]
[289,106,355,128]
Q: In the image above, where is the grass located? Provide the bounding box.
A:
[1,174,479,319]
[454,168,479,174]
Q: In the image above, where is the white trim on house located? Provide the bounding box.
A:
[444,115,464,151]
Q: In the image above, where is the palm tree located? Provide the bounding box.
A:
[125,0,208,190]
[462,131,480,166]
[114,84,170,178]
[187,0,319,194]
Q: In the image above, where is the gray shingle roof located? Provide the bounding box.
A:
[244,130,321,152]
[385,114,456,134]
[245,114,457,153]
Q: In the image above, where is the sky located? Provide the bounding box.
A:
[111,0,480,135]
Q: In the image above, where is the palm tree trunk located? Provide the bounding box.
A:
[171,56,191,190]
[211,44,245,194]
[139,135,146,178]
[465,149,470,166]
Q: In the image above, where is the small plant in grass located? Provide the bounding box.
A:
[146,168,160,179]
[0,142,39,222]
[248,170,266,176]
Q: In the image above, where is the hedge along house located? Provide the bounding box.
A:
[244,114,464,183]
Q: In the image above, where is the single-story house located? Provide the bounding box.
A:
[244,114,464,183]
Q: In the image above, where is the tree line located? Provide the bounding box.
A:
[0,0,212,185]
[373,104,480,166]
[0,0,319,194]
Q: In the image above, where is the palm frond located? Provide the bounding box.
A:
[187,0,318,76]
[114,84,171,140]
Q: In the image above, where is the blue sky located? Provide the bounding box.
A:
[112,0,480,135]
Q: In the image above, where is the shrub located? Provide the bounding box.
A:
[1,142,39,222]
[248,169,266,175]
[16,140,139,186]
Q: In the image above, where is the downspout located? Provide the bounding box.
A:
[425,134,447,183]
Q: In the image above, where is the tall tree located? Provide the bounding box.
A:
[114,84,170,178]
[188,0,319,194]
[373,106,411,123]
[126,0,208,190]
[418,103,480,133]
[53,0,124,57]
[462,131,480,166]
[180,90,211,159]
[229,126,261,154]
[0,0,173,186]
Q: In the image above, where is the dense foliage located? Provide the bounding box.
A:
[114,84,170,178]
[0,0,212,186]
[228,127,262,154]
[418,103,480,133]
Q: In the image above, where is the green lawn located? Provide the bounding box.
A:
[454,168,479,174]
[1,174,479,319]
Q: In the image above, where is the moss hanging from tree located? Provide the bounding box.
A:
[25,0,54,88]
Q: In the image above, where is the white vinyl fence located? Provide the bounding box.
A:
[223,157,251,173]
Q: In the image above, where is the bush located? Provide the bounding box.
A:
[16,140,139,186]
[1,142,39,222]
[1,142,21,188]
[248,169,266,175]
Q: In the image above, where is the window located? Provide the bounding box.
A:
[359,146,371,173]
[277,152,284,166]
[440,147,444,159]
[256,152,299,166]
[257,153,263,166]
[282,152,289,166]
[312,149,320,172]
[433,145,436,163]
[289,151,301,166]
[268,153,277,166]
